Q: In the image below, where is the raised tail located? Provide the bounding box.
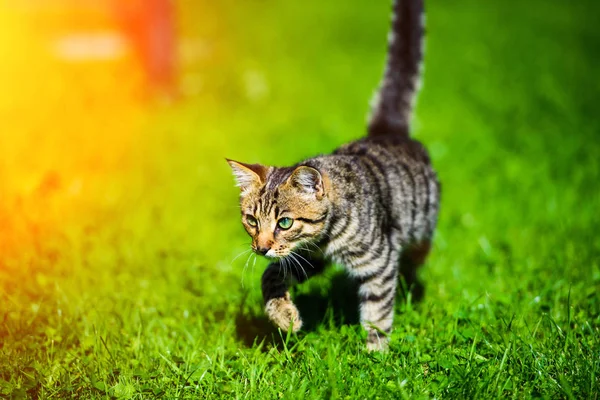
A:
[367,0,424,137]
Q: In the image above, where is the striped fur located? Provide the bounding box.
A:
[368,0,424,137]
[228,0,438,351]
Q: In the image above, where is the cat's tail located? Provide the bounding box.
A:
[367,0,424,138]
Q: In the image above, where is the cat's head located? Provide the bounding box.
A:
[227,159,330,258]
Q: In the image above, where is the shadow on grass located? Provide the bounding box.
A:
[234,306,283,351]
[234,272,361,350]
[294,272,360,331]
[234,272,425,348]
[234,263,426,349]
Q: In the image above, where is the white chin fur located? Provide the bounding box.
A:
[265,249,277,258]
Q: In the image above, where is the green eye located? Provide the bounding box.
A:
[246,215,258,227]
[277,217,293,230]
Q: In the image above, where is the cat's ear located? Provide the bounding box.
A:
[287,166,324,199]
[226,159,268,193]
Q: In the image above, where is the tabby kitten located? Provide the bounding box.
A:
[228,0,439,351]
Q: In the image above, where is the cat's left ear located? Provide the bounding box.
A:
[226,159,268,194]
[287,166,325,199]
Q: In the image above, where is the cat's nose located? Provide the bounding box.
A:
[256,246,270,256]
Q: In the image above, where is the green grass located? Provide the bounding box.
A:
[2,0,600,398]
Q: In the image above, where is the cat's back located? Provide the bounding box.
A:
[334,134,434,175]
[332,134,439,242]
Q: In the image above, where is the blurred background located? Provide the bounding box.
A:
[0,0,219,255]
[0,0,598,395]
[1,0,597,272]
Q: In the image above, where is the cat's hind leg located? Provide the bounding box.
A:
[399,239,431,302]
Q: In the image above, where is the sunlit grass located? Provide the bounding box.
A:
[1,0,599,398]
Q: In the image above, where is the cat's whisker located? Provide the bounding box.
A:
[240,250,254,289]
[289,252,308,281]
[250,254,258,290]
[285,257,292,281]
[232,248,253,287]
[298,240,324,256]
[231,248,252,264]
[304,245,323,258]
[286,255,299,281]
[280,257,288,281]
[307,240,324,252]
[291,251,315,271]
[290,254,306,280]
[250,253,257,273]
[285,254,298,281]
[294,253,310,280]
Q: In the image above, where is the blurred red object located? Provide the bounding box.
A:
[114,0,178,97]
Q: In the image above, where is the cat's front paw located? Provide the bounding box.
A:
[265,296,302,333]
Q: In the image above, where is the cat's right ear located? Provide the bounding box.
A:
[226,159,268,194]
[287,166,325,200]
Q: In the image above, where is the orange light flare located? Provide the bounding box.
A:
[0,1,146,258]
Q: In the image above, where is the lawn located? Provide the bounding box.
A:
[1,0,599,398]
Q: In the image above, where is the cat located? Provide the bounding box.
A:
[227,0,438,351]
